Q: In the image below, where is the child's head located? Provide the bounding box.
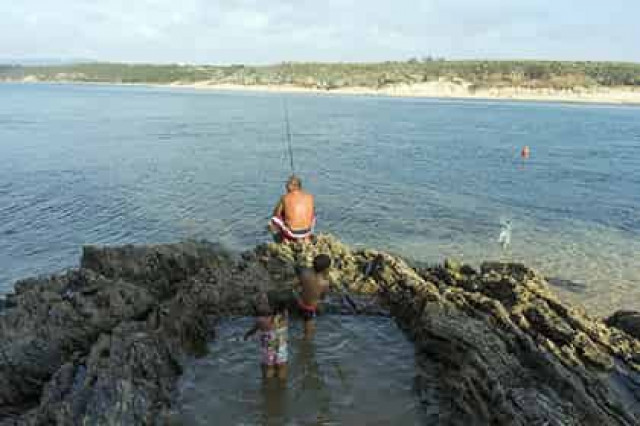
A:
[313,254,332,275]
[255,291,289,316]
[255,292,271,316]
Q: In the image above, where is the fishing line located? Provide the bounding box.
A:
[282,97,295,174]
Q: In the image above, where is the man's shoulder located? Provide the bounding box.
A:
[283,192,298,202]
[301,191,314,203]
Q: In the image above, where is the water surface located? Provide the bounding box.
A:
[176,316,431,425]
[1,83,639,314]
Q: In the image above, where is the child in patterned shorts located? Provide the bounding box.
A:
[244,293,289,380]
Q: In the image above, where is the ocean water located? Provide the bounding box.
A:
[175,315,433,425]
[1,83,639,314]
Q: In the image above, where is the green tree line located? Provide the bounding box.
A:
[1,60,639,89]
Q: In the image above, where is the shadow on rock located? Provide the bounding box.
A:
[547,276,588,294]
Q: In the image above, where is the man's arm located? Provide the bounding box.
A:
[312,195,316,217]
[272,196,284,218]
[268,196,285,232]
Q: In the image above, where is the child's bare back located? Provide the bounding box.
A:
[296,254,332,337]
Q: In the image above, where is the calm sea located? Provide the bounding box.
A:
[1,83,639,314]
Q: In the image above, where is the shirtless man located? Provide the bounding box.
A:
[296,254,331,338]
[269,175,315,243]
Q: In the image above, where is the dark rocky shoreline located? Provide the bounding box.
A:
[1,235,639,425]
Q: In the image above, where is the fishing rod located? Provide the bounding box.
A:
[282,97,295,174]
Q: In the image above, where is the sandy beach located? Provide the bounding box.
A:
[181,80,640,105]
[6,76,640,105]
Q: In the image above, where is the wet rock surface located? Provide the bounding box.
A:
[606,311,640,341]
[1,235,639,425]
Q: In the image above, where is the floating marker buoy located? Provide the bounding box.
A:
[521,145,530,159]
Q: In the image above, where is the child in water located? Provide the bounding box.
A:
[296,254,332,338]
[244,293,289,380]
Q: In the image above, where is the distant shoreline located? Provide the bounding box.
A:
[186,81,640,105]
[5,79,640,105]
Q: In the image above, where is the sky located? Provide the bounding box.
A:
[2,0,639,64]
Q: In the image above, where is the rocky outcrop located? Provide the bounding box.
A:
[0,270,155,419]
[259,236,640,425]
[29,322,180,425]
[0,241,272,425]
[606,311,640,341]
[1,235,639,425]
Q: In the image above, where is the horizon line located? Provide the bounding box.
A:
[3,58,640,67]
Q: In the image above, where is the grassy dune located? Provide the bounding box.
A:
[2,60,640,90]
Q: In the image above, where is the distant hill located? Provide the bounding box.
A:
[0,58,96,66]
[1,60,639,90]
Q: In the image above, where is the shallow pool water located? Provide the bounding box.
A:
[176,315,433,425]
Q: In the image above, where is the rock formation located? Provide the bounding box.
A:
[606,311,640,341]
[1,235,639,425]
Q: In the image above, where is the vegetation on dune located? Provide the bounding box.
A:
[1,60,640,89]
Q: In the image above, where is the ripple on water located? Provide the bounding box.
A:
[1,86,639,316]
[175,316,435,425]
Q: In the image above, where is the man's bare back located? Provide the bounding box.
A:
[269,175,315,242]
[280,190,314,231]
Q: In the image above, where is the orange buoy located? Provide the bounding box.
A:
[521,145,530,159]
